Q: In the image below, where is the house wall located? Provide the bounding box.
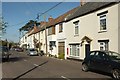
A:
[56,23,67,58]
[29,34,34,48]
[20,33,28,48]
[47,27,57,56]
[40,30,46,54]
[65,3,119,60]
[118,3,120,53]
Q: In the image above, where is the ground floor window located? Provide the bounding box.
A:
[98,40,109,51]
[49,41,56,50]
[70,44,80,57]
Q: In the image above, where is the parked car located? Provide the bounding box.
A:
[27,48,38,56]
[82,50,120,79]
[16,48,23,52]
[0,46,10,60]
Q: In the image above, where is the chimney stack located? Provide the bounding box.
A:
[48,16,53,22]
[80,0,86,6]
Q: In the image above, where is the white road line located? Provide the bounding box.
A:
[23,60,27,61]
[61,76,71,80]
[23,60,40,67]
[33,64,39,66]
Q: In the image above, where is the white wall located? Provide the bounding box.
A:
[118,3,120,53]
[40,30,46,53]
[56,23,67,58]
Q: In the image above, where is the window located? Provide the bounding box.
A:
[73,21,79,35]
[70,44,80,57]
[48,27,52,35]
[49,41,56,47]
[59,23,63,33]
[48,26,55,35]
[100,15,106,31]
[98,40,109,51]
[49,41,56,50]
[52,26,55,34]
[97,11,108,32]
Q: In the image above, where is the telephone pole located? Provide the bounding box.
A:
[44,14,48,56]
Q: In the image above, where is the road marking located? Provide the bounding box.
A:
[24,60,27,61]
[61,76,71,80]
[33,64,39,66]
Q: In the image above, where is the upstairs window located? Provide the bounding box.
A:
[59,23,63,33]
[52,26,55,34]
[100,15,106,31]
[97,11,108,32]
[48,26,55,35]
[73,20,79,35]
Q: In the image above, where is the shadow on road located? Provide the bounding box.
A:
[1,56,29,63]
[89,70,112,78]
[13,61,49,80]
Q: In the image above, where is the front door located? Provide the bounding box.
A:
[85,44,90,58]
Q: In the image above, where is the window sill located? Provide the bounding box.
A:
[74,34,79,37]
[59,31,63,33]
[98,30,107,33]
[69,56,80,59]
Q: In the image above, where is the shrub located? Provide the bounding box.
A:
[58,53,65,59]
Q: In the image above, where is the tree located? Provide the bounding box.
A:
[0,16,8,37]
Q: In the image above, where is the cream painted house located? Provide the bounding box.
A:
[20,31,29,48]
[64,2,120,60]
[45,7,78,58]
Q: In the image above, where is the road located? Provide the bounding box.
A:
[2,51,112,80]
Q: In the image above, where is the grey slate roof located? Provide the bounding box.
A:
[66,2,119,22]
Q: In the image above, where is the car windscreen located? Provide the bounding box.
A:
[29,49,36,51]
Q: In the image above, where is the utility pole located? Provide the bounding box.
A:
[44,14,48,56]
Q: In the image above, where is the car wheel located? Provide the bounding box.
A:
[82,63,89,72]
[112,69,120,79]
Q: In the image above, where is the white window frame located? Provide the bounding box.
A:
[73,21,79,36]
[99,42,108,51]
[100,42,105,51]
[69,44,80,57]
[99,14,107,31]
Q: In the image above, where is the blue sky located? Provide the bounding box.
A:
[2,2,80,42]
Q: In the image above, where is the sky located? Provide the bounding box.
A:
[2,1,80,42]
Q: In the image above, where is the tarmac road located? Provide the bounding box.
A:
[2,50,112,80]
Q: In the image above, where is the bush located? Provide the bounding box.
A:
[58,53,65,59]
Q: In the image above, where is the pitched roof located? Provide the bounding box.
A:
[33,25,39,34]
[28,28,34,36]
[66,2,119,21]
[28,25,39,36]
[46,6,79,28]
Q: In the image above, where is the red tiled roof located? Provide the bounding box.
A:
[46,6,79,28]
[28,6,79,34]
[28,25,39,36]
